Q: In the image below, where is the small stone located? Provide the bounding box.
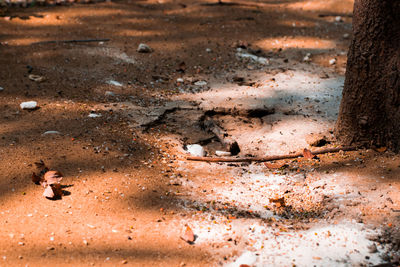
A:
[83,240,89,246]
[186,144,205,157]
[306,133,328,147]
[20,101,38,110]
[205,48,212,53]
[215,151,231,157]
[121,260,128,264]
[194,80,207,86]
[367,243,378,253]
[88,113,102,118]
[329,58,337,65]
[105,91,116,97]
[176,78,184,83]
[43,131,61,135]
[107,80,123,87]
[335,16,343,22]
[47,246,55,251]
[303,53,311,62]
[18,256,23,259]
[28,74,45,82]
[343,33,350,39]
[137,43,152,53]
[0,87,4,91]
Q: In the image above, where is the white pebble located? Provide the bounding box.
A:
[215,151,231,157]
[43,131,61,135]
[20,101,37,110]
[329,58,337,65]
[88,113,102,118]
[107,80,123,87]
[176,78,184,83]
[335,16,343,22]
[194,81,207,86]
[137,43,152,53]
[186,144,205,157]
[0,87,4,91]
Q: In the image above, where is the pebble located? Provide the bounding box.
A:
[335,16,343,22]
[205,48,212,53]
[43,131,61,135]
[0,87,3,91]
[176,78,184,83]
[107,80,123,87]
[137,43,152,53]
[215,151,231,156]
[303,53,311,62]
[105,91,116,97]
[343,33,350,39]
[194,80,207,86]
[88,113,102,118]
[20,101,38,110]
[329,58,337,65]
[186,144,205,157]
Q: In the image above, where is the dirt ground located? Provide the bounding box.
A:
[0,0,399,266]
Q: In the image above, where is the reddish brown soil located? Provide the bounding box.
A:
[0,1,399,266]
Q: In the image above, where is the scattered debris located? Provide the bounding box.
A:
[137,43,152,53]
[20,101,38,110]
[187,146,357,162]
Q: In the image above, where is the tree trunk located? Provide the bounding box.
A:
[335,0,400,150]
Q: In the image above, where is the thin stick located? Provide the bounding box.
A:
[31,39,110,45]
[187,146,358,162]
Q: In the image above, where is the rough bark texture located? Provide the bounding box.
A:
[335,0,400,150]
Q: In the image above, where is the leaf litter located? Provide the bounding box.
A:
[31,160,64,200]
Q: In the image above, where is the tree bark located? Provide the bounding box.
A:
[335,0,400,150]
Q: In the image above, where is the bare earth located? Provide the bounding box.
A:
[0,0,399,266]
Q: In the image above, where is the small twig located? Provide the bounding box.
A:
[31,38,110,45]
[187,146,358,163]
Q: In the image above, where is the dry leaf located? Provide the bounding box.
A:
[376,147,387,153]
[180,225,195,244]
[32,172,42,185]
[43,171,63,186]
[264,161,287,169]
[43,184,63,199]
[303,148,314,159]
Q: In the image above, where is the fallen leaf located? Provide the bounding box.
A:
[303,148,314,159]
[376,147,387,153]
[264,161,287,169]
[42,171,63,186]
[43,184,63,199]
[31,172,42,185]
[180,225,195,244]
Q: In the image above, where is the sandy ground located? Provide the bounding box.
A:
[0,0,399,266]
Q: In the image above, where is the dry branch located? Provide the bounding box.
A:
[187,146,358,162]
